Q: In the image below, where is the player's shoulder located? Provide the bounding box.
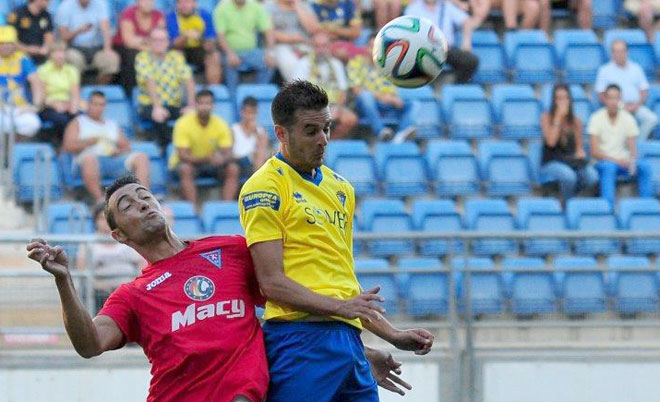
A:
[193,235,249,251]
[242,156,288,189]
[321,164,354,192]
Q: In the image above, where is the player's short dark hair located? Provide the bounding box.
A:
[271,80,328,130]
[89,90,106,101]
[606,84,621,94]
[195,89,214,101]
[242,96,257,109]
[104,175,141,231]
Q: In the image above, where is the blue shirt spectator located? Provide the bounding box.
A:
[312,0,359,28]
[166,7,216,46]
[55,0,109,48]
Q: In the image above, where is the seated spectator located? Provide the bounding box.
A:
[595,40,658,141]
[113,0,165,94]
[166,0,222,85]
[540,0,592,31]
[292,33,357,139]
[34,41,81,149]
[373,0,402,29]
[78,202,145,314]
[311,0,364,61]
[62,91,151,202]
[265,0,320,82]
[490,0,541,31]
[540,84,598,202]
[55,0,120,85]
[450,0,492,50]
[169,89,240,207]
[626,0,660,41]
[232,96,269,177]
[213,0,276,96]
[589,84,652,207]
[7,0,54,65]
[0,26,42,140]
[405,0,478,83]
[136,28,196,150]
[347,35,418,143]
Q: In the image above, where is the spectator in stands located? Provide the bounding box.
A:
[626,0,660,41]
[232,96,269,177]
[78,202,145,314]
[166,0,222,85]
[169,89,239,207]
[62,91,151,203]
[293,33,358,139]
[0,26,42,140]
[54,0,120,85]
[266,0,320,82]
[373,0,402,29]
[589,84,653,206]
[311,0,365,61]
[449,0,492,50]
[596,40,658,141]
[213,0,276,96]
[135,28,196,150]
[405,0,478,84]
[348,35,418,143]
[113,0,165,94]
[539,0,592,32]
[34,41,81,149]
[487,0,542,31]
[7,0,54,65]
[540,84,598,202]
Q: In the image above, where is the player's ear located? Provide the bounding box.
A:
[111,229,127,245]
[274,124,287,144]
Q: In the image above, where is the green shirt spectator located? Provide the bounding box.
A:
[213,0,272,51]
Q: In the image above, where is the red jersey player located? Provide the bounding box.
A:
[27,176,411,402]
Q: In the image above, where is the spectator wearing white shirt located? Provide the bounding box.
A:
[404,0,478,83]
[232,96,269,177]
[595,40,658,141]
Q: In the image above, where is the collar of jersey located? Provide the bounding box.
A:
[275,152,323,186]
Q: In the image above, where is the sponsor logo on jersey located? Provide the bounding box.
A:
[172,299,246,331]
[336,191,346,207]
[304,206,348,230]
[184,276,215,301]
[146,271,172,291]
[293,192,307,203]
[242,191,281,211]
[200,249,222,269]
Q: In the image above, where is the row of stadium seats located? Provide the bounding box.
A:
[356,255,660,316]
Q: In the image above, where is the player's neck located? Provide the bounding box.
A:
[279,150,315,176]
[133,228,187,264]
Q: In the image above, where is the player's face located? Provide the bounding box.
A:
[109,184,168,245]
[281,107,331,171]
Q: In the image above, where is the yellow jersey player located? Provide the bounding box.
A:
[239,80,434,402]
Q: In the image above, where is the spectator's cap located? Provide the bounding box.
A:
[0,26,18,44]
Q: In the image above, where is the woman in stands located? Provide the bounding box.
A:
[540,83,598,202]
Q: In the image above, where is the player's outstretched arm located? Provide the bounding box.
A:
[249,240,386,322]
[361,314,434,356]
[27,239,124,358]
[365,346,413,396]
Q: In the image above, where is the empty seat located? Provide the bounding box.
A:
[478,140,532,196]
[451,257,502,315]
[592,0,619,29]
[501,257,547,298]
[618,198,660,254]
[441,85,493,139]
[401,258,448,317]
[13,143,63,203]
[554,30,604,84]
[163,201,203,235]
[360,199,414,257]
[325,140,377,196]
[472,43,507,84]
[202,201,242,235]
[235,84,278,140]
[130,142,167,195]
[517,197,569,255]
[355,258,399,314]
[47,202,93,234]
[566,198,620,255]
[398,87,442,139]
[491,84,541,139]
[374,143,428,197]
[464,199,517,255]
[412,199,464,256]
[641,141,660,193]
[504,30,555,83]
[427,140,479,196]
[607,255,658,313]
[555,256,606,315]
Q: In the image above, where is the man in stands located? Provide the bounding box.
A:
[7,0,54,65]
[27,174,415,402]
[62,91,150,203]
[311,0,364,61]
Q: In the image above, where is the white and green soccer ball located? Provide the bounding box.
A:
[373,16,448,88]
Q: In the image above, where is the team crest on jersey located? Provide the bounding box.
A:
[184,276,215,301]
[200,249,222,269]
[276,167,284,176]
[336,191,346,207]
[333,173,346,182]
[293,192,307,203]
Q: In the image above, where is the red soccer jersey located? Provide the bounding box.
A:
[98,235,268,402]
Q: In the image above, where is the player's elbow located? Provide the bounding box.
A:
[75,345,102,359]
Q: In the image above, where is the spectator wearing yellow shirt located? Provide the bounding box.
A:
[136,28,196,150]
[34,41,81,149]
[169,89,240,207]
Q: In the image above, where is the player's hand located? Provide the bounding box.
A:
[391,328,434,355]
[366,348,412,396]
[26,238,70,280]
[335,286,385,322]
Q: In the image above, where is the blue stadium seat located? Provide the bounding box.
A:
[618,198,660,254]
[607,255,658,314]
[554,30,603,84]
[517,198,569,255]
[464,199,517,256]
[566,198,621,255]
[130,142,167,195]
[412,199,463,256]
[592,0,620,29]
[470,30,500,44]
[202,201,242,235]
[555,256,606,315]
[360,199,414,257]
[198,84,235,125]
[504,30,555,83]
[647,85,660,110]
[235,84,278,140]
[47,202,94,234]
[628,44,656,78]
[163,201,203,235]
[641,141,660,193]
[374,143,428,197]
[13,143,63,203]
[451,257,502,315]
[427,140,479,196]
[355,258,398,314]
[325,140,378,196]
[509,265,557,315]
[603,29,647,52]
[491,84,541,139]
[401,258,448,317]
[398,87,442,139]
[472,43,507,84]
[478,140,532,196]
[197,0,217,12]
[501,257,546,299]
[441,85,493,139]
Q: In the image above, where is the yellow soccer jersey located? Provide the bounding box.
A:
[239,152,361,329]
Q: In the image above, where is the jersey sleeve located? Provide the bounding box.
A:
[239,172,287,247]
[97,283,140,345]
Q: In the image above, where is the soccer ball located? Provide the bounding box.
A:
[372,16,448,88]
